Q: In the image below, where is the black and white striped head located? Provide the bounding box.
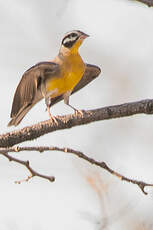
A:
[61,30,89,49]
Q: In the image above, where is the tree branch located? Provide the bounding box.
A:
[131,0,153,7]
[1,99,153,147]
[0,148,55,183]
[1,146,152,194]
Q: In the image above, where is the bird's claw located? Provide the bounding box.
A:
[74,109,83,117]
[47,107,58,124]
[49,114,58,124]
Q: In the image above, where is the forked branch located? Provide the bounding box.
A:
[0,146,152,194]
[0,148,55,183]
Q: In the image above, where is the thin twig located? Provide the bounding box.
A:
[1,146,152,194]
[0,149,55,183]
[1,99,153,147]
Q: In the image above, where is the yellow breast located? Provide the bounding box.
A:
[46,53,85,98]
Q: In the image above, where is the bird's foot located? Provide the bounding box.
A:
[74,109,84,117]
[49,114,58,124]
[47,107,58,124]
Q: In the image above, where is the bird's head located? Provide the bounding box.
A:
[60,30,89,54]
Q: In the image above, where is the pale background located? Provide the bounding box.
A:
[0,0,153,229]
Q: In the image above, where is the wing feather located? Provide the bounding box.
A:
[9,62,59,125]
[10,73,35,117]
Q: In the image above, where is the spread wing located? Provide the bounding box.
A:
[8,62,59,126]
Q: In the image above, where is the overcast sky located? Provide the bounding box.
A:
[0,0,153,229]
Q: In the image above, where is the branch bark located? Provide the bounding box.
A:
[1,146,152,194]
[0,149,55,183]
[131,0,153,7]
[1,99,153,147]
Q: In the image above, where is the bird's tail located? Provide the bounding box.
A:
[8,104,33,127]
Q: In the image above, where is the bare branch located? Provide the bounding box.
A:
[1,99,153,147]
[0,148,55,183]
[130,0,153,7]
[1,146,153,194]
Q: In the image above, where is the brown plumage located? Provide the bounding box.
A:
[8,62,59,126]
[8,30,100,126]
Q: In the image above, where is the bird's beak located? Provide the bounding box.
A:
[80,33,89,40]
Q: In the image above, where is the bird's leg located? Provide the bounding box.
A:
[41,81,57,123]
[45,97,57,123]
[63,91,83,116]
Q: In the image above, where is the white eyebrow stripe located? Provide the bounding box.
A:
[63,35,77,44]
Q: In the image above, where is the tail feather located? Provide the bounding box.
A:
[8,104,33,127]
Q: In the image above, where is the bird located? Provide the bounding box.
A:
[8,30,89,127]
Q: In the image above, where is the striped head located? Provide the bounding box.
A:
[61,30,89,51]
